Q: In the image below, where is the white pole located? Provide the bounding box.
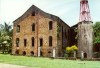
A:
[53,48,56,58]
[38,47,41,57]
[81,51,84,59]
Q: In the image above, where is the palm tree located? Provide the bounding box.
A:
[0,22,12,54]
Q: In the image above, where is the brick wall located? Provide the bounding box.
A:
[12,5,70,57]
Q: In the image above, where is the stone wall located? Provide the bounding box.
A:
[78,21,93,59]
[12,14,38,56]
[12,11,70,57]
[57,20,70,57]
[12,5,70,57]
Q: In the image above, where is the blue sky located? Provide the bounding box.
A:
[0,0,100,26]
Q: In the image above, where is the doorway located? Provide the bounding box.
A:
[84,52,87,58]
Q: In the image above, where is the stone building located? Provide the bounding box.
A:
[12,5,70,57]
[78,21,93,59]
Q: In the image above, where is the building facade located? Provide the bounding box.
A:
[12,5,70,57]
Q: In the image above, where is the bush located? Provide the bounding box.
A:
[66,45,78,57]
[93,52,100,58]
[66,45,78,53]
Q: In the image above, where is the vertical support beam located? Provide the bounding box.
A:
[78,21,93,59]
[38,47,41,57]
[53,48,56,58]
[79,0,91,22]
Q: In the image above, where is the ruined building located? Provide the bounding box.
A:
[77,0,93,59]
[12,5,70,57]
[12,0,93,59]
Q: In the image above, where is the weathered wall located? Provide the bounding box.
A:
[57,20,70,57]
[37,15,58,57]
[12,14,38,56]
[12,14,70,57]
[78,21,93,59]
[12,5,70,57]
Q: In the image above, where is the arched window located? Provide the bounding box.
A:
[24,39,27,47]
[49,36,52,46]
[40,51,43,56]
[16,38,19,47]
[40,38,43,46]
[32,11,35,16]
[23,51,26,56]
[16,25,20,32]
[49,21,53,30]
[32,37,34,46]
[84,53,87,58]
[32,23,35,31]
[30,51,34,56]
[15,50,19,55]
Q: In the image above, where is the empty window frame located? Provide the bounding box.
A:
[16,38,19,47]
[32,37,34,46]
[23,51,26,56]
[32,11,35,16]
[16,25,20,32]
[40,51,43,56]
[49,36,52,46]
[49,21,53,30]
[40,38,43,46]
[24,39,27,47]
[30,51,34,56]
[15,50,19,55]
[32,23,35,31]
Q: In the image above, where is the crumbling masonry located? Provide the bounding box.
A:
[12,5,70,57]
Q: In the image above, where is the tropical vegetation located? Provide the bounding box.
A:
[93,22,100,58]
[0,22,12,54]
[93,22,100,45]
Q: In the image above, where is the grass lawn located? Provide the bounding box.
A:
[0,54,100,68]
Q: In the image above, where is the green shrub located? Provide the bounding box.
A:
[66,45,78,57]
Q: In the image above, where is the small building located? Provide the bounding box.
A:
[12,5,70,57]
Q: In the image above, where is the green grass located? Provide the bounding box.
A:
[0,54,100,68]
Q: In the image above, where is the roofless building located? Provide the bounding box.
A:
[12,5,70,57]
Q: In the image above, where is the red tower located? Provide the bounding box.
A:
[79,0,91,22]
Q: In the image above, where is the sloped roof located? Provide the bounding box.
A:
[13,5,70,27]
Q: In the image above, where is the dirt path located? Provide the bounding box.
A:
[0,63,31,68]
